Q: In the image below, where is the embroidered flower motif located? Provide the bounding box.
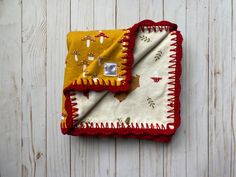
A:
[147,97,155,108]
[139,35,151,42]
[81,35,95,47]
[95,31,109,44]
[154,50,163,61]
[150,77,162,83]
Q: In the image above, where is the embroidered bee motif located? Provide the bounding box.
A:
[150,77,162,83]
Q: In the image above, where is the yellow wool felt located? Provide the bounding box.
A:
[61,29,128,121]
[63,29,127,89]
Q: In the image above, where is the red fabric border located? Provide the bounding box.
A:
[61,20,183,142]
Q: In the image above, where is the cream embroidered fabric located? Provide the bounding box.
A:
[61,20,182,142]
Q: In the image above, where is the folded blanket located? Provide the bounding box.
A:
[60,20,183,142]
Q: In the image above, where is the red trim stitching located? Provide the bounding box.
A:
[61,20,183,142]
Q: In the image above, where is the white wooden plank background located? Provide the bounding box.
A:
[0,0,235,177]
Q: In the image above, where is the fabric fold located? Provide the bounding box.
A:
[60,20,183,142]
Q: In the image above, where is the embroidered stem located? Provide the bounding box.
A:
[139,35,151,42]
[154,50,163,61]
[147,97,155,108]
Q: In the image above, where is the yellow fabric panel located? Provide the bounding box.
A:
[63,29,126,89]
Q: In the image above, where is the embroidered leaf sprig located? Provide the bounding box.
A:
[125,117,131,125]
[154,50,163,61]
[117,117,131,126]
[139,35,151,42]
[117,118,122,125]
[147,97,155,108]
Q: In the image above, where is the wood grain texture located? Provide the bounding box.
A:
[70,1,116,177]
[163,0,187,177]
[0,0,235,177]
[70,1,95,177]
[139,1,164,177]
[116,1,140,177]
[139,0,164,21]
[232,1,236,176]
[185,0,209,177]
[0,1,21,177]
[92,1,116,177]
[21,0,47,176]
[208,0,232,177]
[46,0,71,177]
